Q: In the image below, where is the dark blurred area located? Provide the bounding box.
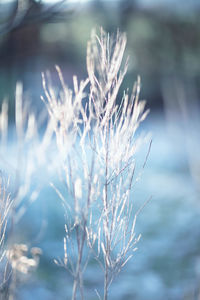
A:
[0,0,200,116]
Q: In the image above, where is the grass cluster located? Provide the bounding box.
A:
[0,28,149,300]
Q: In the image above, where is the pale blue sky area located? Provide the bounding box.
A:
[0,0,199,7]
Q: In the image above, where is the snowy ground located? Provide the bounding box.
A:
[2,113,200,300]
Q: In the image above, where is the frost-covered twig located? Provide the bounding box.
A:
[43,28,150,300]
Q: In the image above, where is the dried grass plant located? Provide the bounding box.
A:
[42,28,150,300]
[0,175,12,299]
[0,83,47,299]
[0,83,52,224]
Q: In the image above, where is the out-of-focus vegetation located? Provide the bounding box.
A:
[0,0,200,116]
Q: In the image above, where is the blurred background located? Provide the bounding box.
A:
[0,0,200,299]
